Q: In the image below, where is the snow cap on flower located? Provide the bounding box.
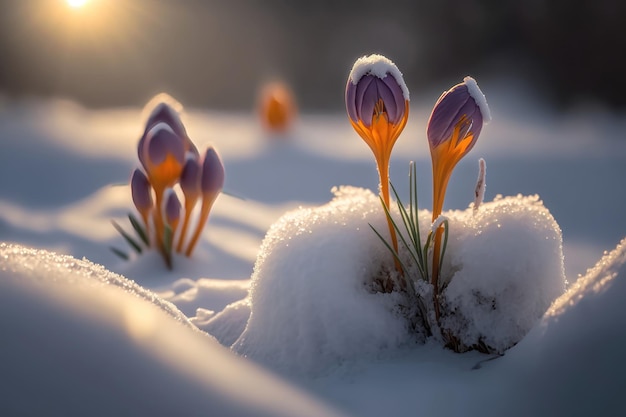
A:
[427,76,490,151]
[130,169,152,213]
[346,54,409,127]
[200,146,225,196]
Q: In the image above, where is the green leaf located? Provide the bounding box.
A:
[439,219,450,286]
[128,213,149,246]
[111,220,143,254]
[156,224,174,270]
[369,223,409,277]
[109,246,129,261]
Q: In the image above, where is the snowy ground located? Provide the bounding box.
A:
[1,81,625,416]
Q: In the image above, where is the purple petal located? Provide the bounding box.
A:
[355,75,376,126]
[145,103,187,139]
[164,189,181,225]
[427,83,471,148]
[376,77,399,124]
[145,126,185,166]
[345,79,358,123]
[360,77,381,128]
[466,105,483,152]
[131,169,153,212]
[201,147,225,196]
[180,157,201,198]
[381,75,406,125]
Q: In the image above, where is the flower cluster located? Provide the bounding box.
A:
[345,54,490,332]
[112,94,225,269]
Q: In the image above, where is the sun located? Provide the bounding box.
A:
[67,0,89,8]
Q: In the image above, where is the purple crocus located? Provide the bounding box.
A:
[346,74,407,128]
[345,54,410,256]
[176,156,202,253]
[140,123,185,191]
[427,76,490,314]
[427,76,490,219]
[138,97,199,168]
[200,147,225,197]
[130,168,153,240]
[185,146,225,257]
[163,189,181,229]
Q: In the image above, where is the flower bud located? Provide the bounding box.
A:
[201,147,225,197]
[428,76,490,220]
[163,189,181,227]
[130,168,153,214]
[141,123,185,190]
[179,156,202,201]
[427,76,490,155]
[258,81,297,133]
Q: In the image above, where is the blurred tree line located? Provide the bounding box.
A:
[0,0,623,110]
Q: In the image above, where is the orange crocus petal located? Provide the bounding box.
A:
[147,154,183,192]
[430,116,475,221]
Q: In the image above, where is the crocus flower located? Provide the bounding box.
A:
[346,54,410,254]
[140,123,185,191]
[176,156,202,253]
[138,96,199,168]
[427,76,490,220]
[130,168,153,240]
[258,81,297,134]
[427,76,490,313]
[185,146,225,257]
[163,188,181,233]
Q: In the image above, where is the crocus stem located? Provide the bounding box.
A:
[430,148,455,323]
[176,199,197,253]
[376,155,402,274]
[185,194,217,257]
[152,187,171,268]
[140,212,151,245]
[431,227,444,322]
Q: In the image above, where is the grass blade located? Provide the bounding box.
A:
[378,196,421,275]
[369,223,409,278]
[111,220,143,254]
[128,213,149,246]
[109,246,129,261]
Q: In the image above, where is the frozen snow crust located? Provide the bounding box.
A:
[234,188,567,374]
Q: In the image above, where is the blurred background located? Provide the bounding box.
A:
[1,0,624,111]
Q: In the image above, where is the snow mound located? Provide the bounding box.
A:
[234,189,566,374]
[233,186,412,375]
[441,194,566,351]
[490,238,626,416]
[0,243,195,329]
[0,243,346,417]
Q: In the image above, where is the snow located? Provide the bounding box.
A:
[441,194,565,352]
[233,187,412,375]
[1,85,625,415]
[473,158,486,211]
[348,54,410,101]
[464,76,492,123]
[233,190,565,374]
[0,243,345,417]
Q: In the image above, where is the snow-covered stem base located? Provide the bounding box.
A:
[234,187,566,374]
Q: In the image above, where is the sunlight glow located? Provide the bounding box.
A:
[67,0,89,8]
